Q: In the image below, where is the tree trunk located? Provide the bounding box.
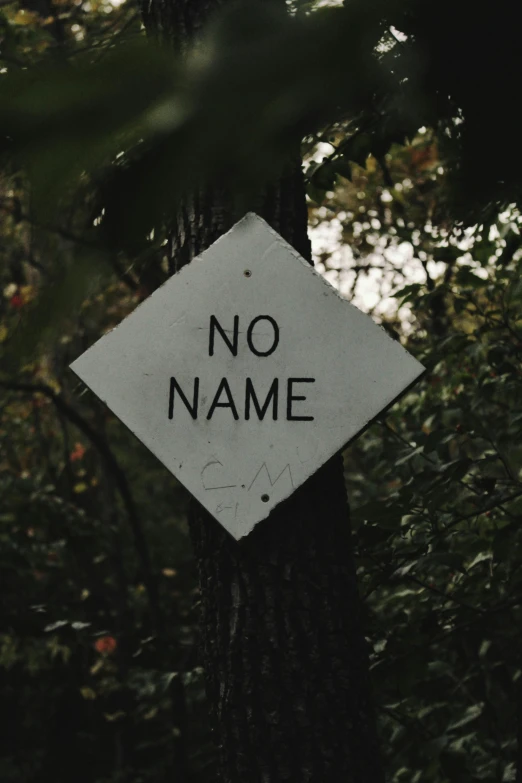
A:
[141,2,385,781]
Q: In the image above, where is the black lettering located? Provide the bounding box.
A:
[245,378,278,420]
[209,315,239,357]
[207,378,239,420]
[169,377,199,420]
[287,378,315,421]
[246,315,279,357]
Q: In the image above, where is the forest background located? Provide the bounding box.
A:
[1,0,522,781]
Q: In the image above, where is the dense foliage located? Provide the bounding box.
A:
[321,141,522,781]
[1,0,521,781]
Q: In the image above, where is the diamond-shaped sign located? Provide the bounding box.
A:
[70,213,424,539]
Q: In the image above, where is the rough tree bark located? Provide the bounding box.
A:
[140,1,385,781]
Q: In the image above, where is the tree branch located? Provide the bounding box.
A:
[0,379,164,636]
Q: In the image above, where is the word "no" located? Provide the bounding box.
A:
[209,315,279,357]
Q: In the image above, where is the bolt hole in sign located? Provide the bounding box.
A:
[70,213,424,539]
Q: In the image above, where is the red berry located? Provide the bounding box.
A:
[9,294,23,309]
[94,636,117,655]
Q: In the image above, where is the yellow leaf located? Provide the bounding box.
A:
[366,155,377,173]
[0,325,8,344]
[90,660,104,676]
[73,482,88,494]
[80,687,97,701]
[104,711,126,722]
[36,40,51,53]
[162,568,177,578]
[13,9,39,25]
[20,285,35,304]
[47,378,61,394]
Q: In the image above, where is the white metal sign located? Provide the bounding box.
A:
[70,213,424,539]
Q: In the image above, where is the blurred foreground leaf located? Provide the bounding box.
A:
[0,248,110,374]
[0,39,180,215]
[0,2,396,253]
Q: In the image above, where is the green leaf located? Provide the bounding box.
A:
[333,156,352,181]
[418,552,466,573]
[343,132,372,168]
[447,703,483,731]
[395,445,424,465]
